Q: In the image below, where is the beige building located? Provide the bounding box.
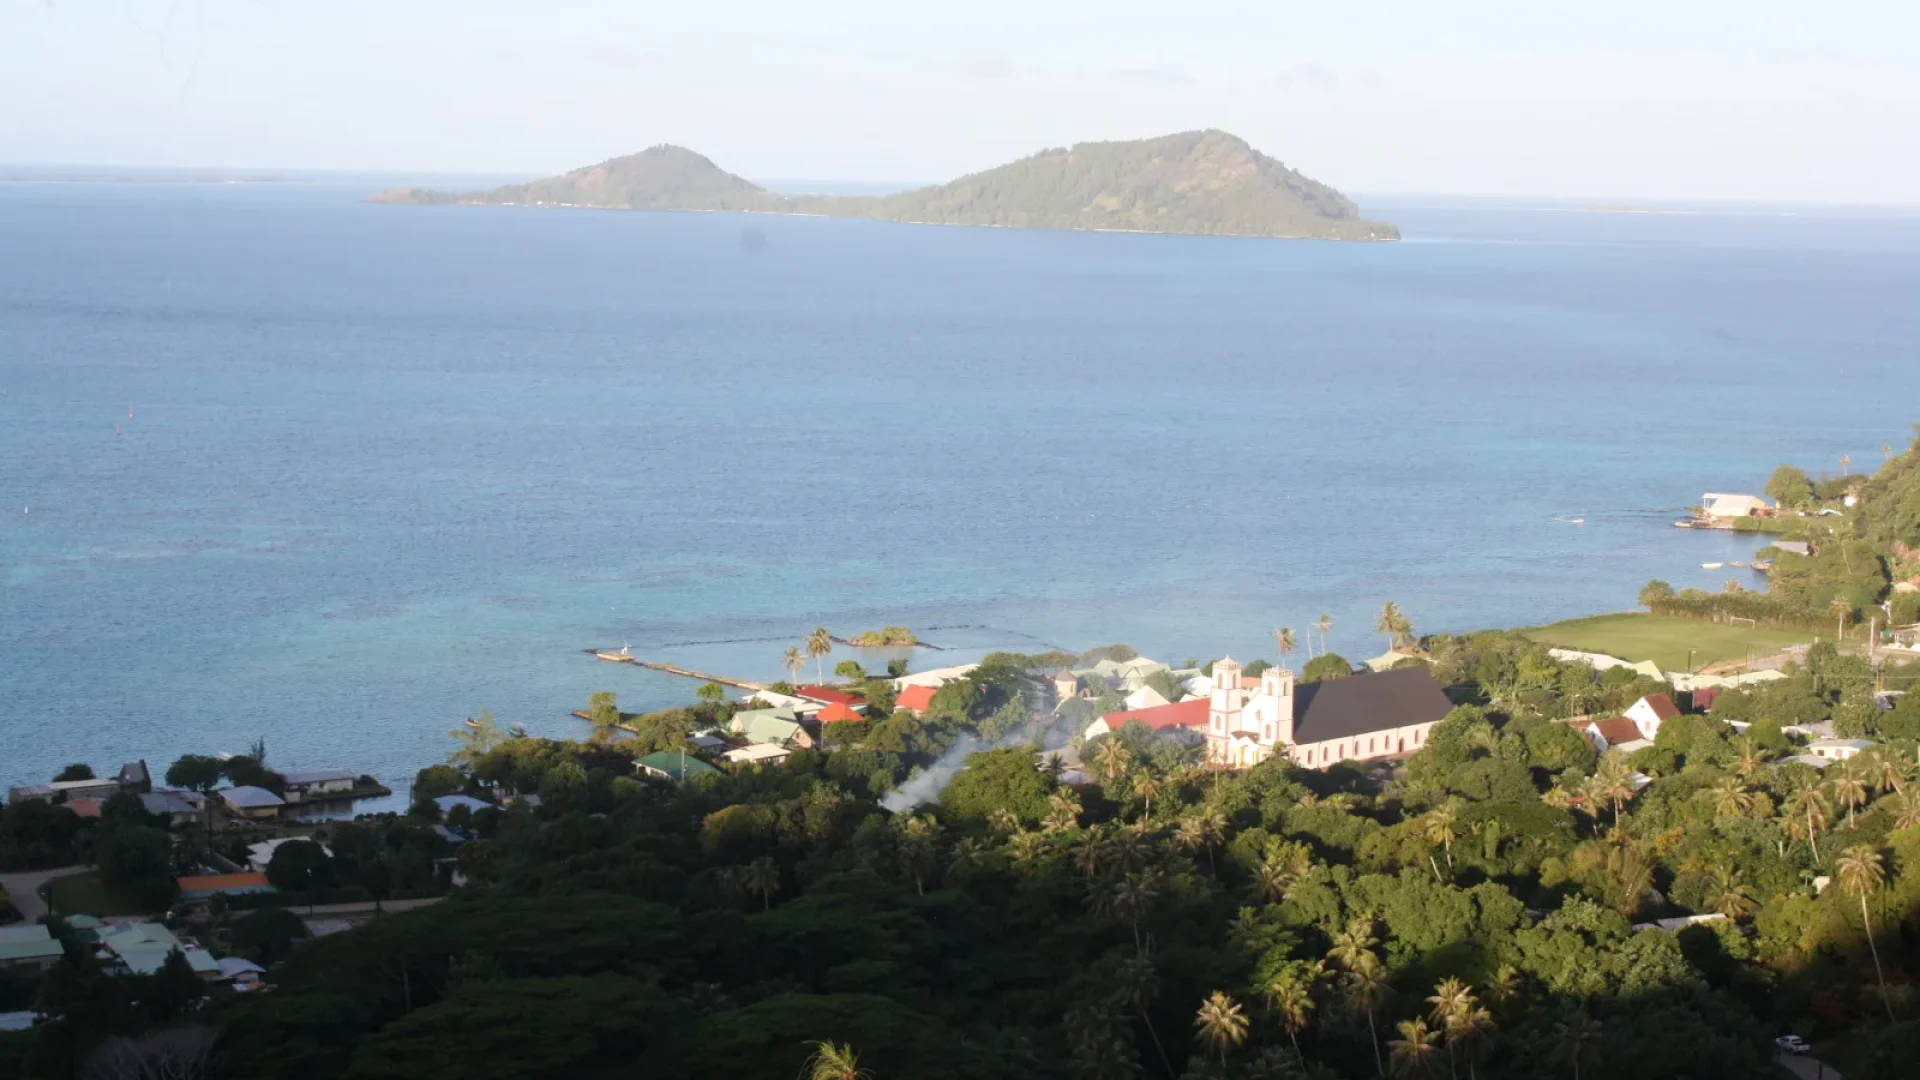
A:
[1203,657,1454,769]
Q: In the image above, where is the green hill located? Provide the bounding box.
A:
[369,131,1396,241]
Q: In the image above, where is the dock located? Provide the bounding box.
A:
[590,657,769,692]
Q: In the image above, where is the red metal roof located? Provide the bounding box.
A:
[894,684,937,712]
[1578,717,1645,746]
[175,872,272,893]
[66,797,103,819]
[1098,697,1210,732]
[816,701,863,724]
[795,685,865,708]
[1641,693,1682,720]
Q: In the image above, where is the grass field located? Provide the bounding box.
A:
[47,872,159,918]
[1523,612,1813,673]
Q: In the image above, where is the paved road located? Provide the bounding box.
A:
[1777,1052,1842,1080]
[292,896,446,918]
[0,865,90,921]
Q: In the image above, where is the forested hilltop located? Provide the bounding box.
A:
[369,131,1397,241]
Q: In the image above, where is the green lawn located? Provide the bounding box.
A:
[1523,612,1812,673]
[47,872,161,918]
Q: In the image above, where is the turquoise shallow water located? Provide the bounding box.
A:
[3,183,1917,792]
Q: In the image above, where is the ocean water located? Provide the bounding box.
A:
[3,182,1918,793]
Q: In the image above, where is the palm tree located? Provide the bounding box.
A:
[1316,613,1333,658]
[782,645,806,686]
[1175,810,1224,875]
[1275,627,1298,668]
[740,855,779,910]
[1094,738,1134,781]
[1830,763,1869,829]
[1045,790,1083,834]
[1858,748,1905,795]
[805,626,834,684]
[1704,865,1758,919]
[1841,453,1853,473]
[1113,955,1174,1077]
[1830,596,1853,641]
[1553,1012,1601,1080]
[1108,871,1161,954]
[1131,770,1162,820]
[1733,737,1771,778]
[896,815,939,896]
[1447,1004,1494,1080]
[1888,788,1920,830]
[1483,964,1522,1008]
[805,1041,870,1080]
[1388,1018,1442,1080]
[1835,844,1896,1021]
[1255,841,1315,903]
[1427,978,1473,1080]
[1193,991,1249,1067]
[1422,800,1461,878]
[945,837,982,882]
[1267,968,1319,1062]
[1786,779,1831,865]
[1343,952,1391,1078]
[1705,776,1754,820]
[987,807,1020,835]
[1376,602,1408,651]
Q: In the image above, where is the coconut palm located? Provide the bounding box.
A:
[805,626,833,684]
[987,807,1020,835]
[1113,955,1174,1077]
[1131,770,1162,820]
[1064,1004,1139,1080]
[1255,840,1315,903]
[782,644,806,686]
[1835,844,1896,1021]
[1108,871,1161,954]
[1422,800,1461,878]
[1553,1012,1602,1080]
[1888,788,1920,830]
[1316,613,1333,658]
[804,1041,870,1080]
[1858,748,1905,795]
[945,837,982,882]
[1786,779,1832,865]
[1275,627,1298,667]
[1094,737,1134,781]
[1193,991,1249,1066]
[1267,967,1319,1061]
[1483,964,1522,1008]
[1707,865,1758,920]
[1045,790,1083,834]
[1733,737,1771,778]
[895,815,940,896]
[1175,809,1225,875]
[1447,1003,1495,1080]
[1830,763,1869,829]
[1376,602,1412,651]
[1830,596,1853,641]
[1427,978,1473,1080]
[1388,1018,1442,1080]
[740,855,779,910]
[1704,776,1754,820]
[1343,952,1391,1078]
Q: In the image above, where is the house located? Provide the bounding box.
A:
[65,797,104,819]
[635,751,720,784]
[217,957,267,988]
[688,733,728,752]
[815,701,863,725]
[176,872,276,904]
[1701,493,1770,519]
[1782,754,1832,770]
[1808,738,1875,762]
[140,790,203,828]
[793,685,867,713]
[1122,683,1174,710]
[0,925,64,971]
[1364,650,1425,673]
[1049,670,1080,702]
[741,691,828,718]
[892,663,979,691]
[246,837,332,873]
[97,922,221,978]
[1571,717,1653,755]
[1772,540,1812,557]
[0,1012,40,1032]
[730,707,808,746]
[217,786,286,821]
[894,684,939,713]
[1624,694,1681,741]
[279,768,357,804]
[1546,649,1669,683]
[44,778,123,803]
[1083,698,1211,744]
[6,785,54,805]
[116,761,151,793]
[1203,658,1454,770]
[432,794,493,816]
[1073,657,1170,693]
[721,743,793,767]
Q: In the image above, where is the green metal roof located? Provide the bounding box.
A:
[635,751,720,781]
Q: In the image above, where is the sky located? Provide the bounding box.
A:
[3,0,1918,201]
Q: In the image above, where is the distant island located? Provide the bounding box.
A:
[369,130,1398,242]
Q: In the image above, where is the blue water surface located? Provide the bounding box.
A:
[3,181,1918,791]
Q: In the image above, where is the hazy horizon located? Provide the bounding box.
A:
[4,1,1918,205]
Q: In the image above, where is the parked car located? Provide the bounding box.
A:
[1774,1035,1810,1055]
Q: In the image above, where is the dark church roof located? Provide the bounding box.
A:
[1293,667,1453,745]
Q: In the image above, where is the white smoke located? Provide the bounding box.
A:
[880,734,986,813]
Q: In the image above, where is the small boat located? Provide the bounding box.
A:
[595,644,636,663]
[1730,561,1748,569]
[1750,559,1774,572]
[509,723,529,738]
[1701,562,1724,570]
[464,717,481,729]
